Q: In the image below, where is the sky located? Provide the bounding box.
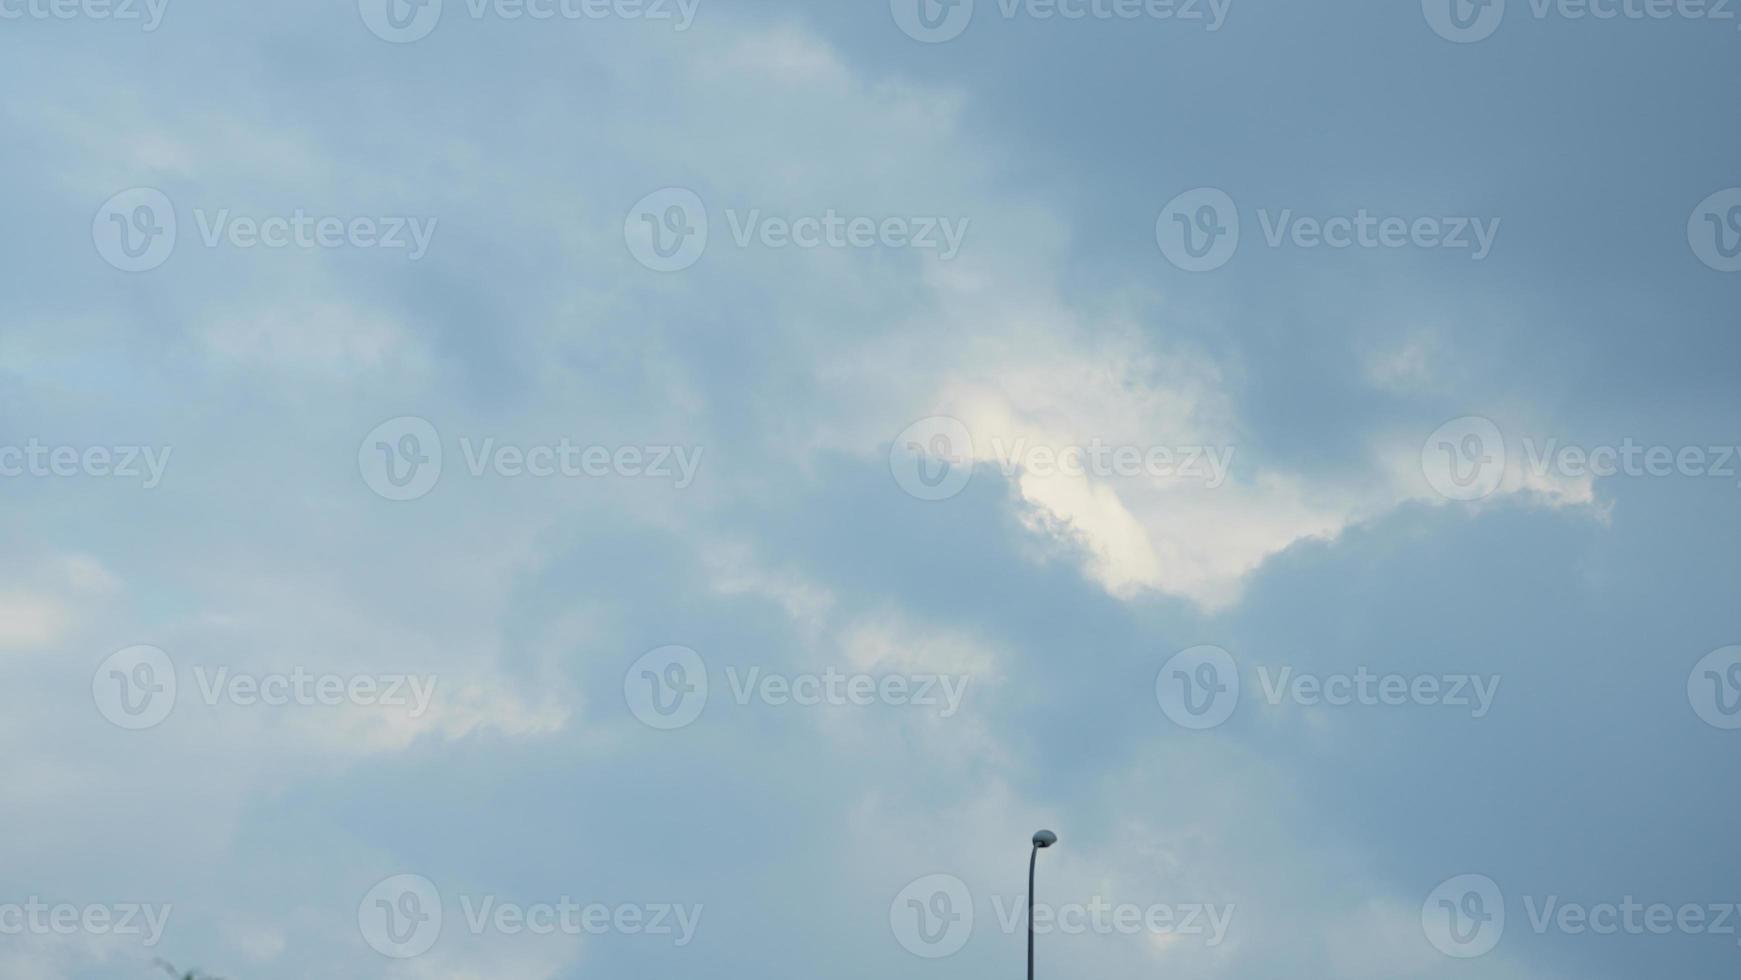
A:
[2,0,1739,977]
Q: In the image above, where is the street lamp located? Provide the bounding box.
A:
[1028,830,1057,980]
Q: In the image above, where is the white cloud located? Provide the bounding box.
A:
[0,592,68,650]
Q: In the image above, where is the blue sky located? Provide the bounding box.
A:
[2,0,1739,977]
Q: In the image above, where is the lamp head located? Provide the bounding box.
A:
[1032,829,1057,848]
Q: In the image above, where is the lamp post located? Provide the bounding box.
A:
[1028,830,1057,980]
